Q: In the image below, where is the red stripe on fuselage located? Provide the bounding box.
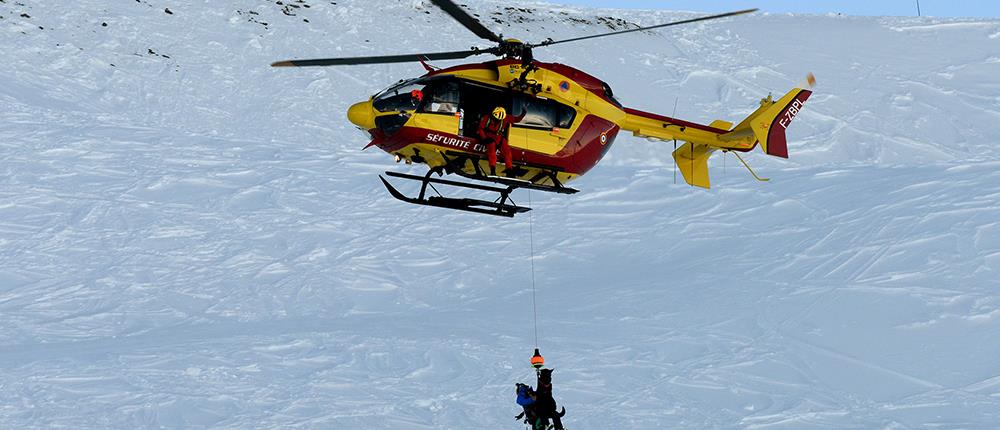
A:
[623,107,729,134]
[552,115,619,176]
[368,115,619,176]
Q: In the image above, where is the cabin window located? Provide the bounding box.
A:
[512,94,576,130]
[419,80,460,114]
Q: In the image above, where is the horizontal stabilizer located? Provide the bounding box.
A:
[709,120,733,130]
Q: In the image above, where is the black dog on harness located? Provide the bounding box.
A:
[533,368,566,430]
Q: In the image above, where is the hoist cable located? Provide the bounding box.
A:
[527,188,539,348]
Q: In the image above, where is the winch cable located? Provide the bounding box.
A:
[527,188,539,349]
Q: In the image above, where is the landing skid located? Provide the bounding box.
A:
[379,164,578,217]
[452,169,579,195]
[380,168,529,217]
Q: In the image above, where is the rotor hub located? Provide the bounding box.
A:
[497,39,534,65]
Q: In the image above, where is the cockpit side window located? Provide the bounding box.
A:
[419,80,460,115]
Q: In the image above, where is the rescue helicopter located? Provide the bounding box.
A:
[272,0,813,217]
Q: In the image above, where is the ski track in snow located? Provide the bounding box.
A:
[1,0,999,428]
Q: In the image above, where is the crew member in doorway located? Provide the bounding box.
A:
[477,106,525,176]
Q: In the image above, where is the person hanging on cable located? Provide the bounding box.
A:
[514,383,538,426]
[476,105,525,177]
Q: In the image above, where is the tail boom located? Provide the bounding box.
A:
[619,86,813,188]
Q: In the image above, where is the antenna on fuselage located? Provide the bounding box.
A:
[672,97,679,185]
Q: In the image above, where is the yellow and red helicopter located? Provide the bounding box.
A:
[273,0,813,217]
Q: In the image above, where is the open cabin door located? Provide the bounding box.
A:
[457,81,509,139]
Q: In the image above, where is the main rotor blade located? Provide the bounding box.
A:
[532,8,758,48]
[429,0,504,43]
[271,48,491,67]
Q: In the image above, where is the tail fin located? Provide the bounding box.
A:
[753,89,812,158]
[727,87,813,158]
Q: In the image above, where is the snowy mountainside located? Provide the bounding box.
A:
[1,0,1000,428]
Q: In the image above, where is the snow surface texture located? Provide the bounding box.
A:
[2,0,999,428]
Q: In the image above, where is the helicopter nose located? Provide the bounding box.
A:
[347,100,375,130]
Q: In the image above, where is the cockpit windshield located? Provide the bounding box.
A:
[373,79,423,112]
[372,76,444,113]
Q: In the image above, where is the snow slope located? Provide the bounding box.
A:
[1,0,999,428]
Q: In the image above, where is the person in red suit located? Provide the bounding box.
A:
[477,106,525,177]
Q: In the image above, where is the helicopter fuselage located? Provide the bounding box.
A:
[348,59,625,186]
